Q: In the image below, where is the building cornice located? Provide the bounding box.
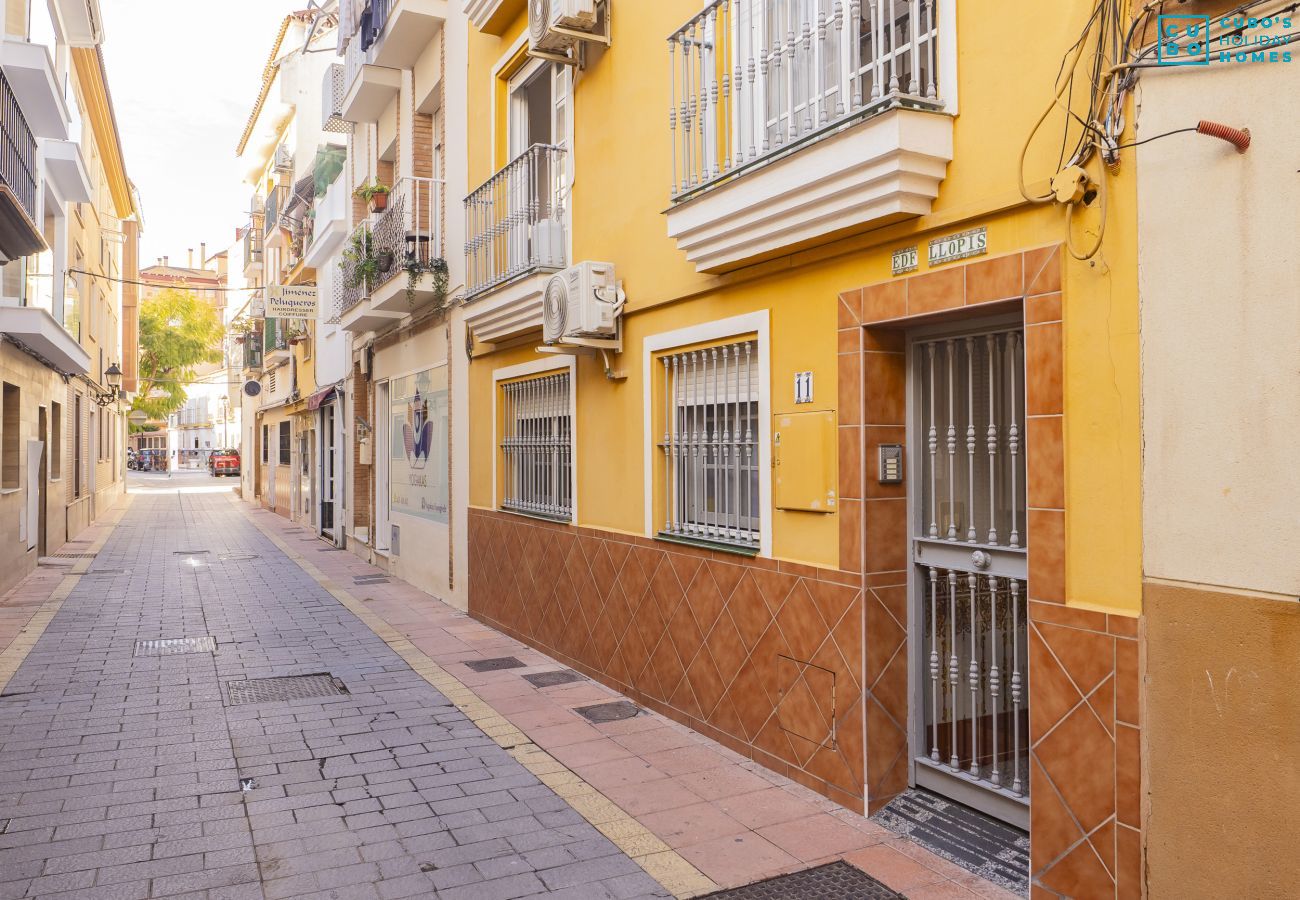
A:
[70,47,134,219]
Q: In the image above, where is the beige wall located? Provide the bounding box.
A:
[1144,581,1300,899]
[1137,60,1300,597]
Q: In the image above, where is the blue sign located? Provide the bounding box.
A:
[1157,15,1210,66]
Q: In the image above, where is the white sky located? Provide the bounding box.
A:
[102,0,297,270]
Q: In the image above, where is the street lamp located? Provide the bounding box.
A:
[92,363,123,408]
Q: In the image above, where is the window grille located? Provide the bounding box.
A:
[658,340,759,550]
[499,372,572,521]
[278,422,291,466]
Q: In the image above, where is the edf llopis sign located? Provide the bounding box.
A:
[266,285,320,319]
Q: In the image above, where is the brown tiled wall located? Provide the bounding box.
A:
[468,509,867,812]
[351,364,371,532]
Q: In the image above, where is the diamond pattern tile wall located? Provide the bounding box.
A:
[470,509,866,807]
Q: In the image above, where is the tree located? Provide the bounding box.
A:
[133,288,224,422]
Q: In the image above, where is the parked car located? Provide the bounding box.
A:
[210,449,240,477]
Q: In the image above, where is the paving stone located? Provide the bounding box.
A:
[0,490,669,899]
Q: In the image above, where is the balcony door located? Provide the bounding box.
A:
[507,61,569,271]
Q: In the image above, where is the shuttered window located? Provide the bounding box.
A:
[499,372,572,521]
[657,339,760,550]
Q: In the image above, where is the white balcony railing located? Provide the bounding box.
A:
[464,144,567,300]
[373,176,444,284]
[669,0,941,200]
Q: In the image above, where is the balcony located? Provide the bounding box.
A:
[262,316,291,368]
[238,333,263,372]
[370,177,445,313]
[0,38,70,140]
[242,223,264,277]
[321,64,350,134]
[52,0,104,47]
[331,220,405,333]
[304,172,348,268]
[264,184,291,249]
[0,71,45,262]
[663,0,953,273]
[364,0,448,70]
[341,32,399,125]
[41,137,91,203]
[0,305,88,373]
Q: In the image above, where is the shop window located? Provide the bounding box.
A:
[498,371,571,521]
[2,383,18,490]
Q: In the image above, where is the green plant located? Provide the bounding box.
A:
[352,180,390,202]
[229,316,258,335]
[340,227,379,290]
[403,256,450,306]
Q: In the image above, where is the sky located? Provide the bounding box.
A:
[102,0,297,270]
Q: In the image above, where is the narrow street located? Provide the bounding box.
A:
[0,480,668,900]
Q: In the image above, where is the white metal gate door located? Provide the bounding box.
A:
[909,323,1029,828]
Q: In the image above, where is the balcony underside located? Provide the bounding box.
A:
[0,305,88,373]
[339,298,403,333]
[463,271,550,345]
[0,38,69,140]
[371,0,448,69]
[666,108,954,273]
[341,65,400,125]
[371,270,445,314]
[0,187,45,261]
[43,138,92,203]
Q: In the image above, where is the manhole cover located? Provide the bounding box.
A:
[353,575,390,584]
[575,701,641,723]
[701,861,902,899]
[523,670,584,688]
[218,553,260,562]
[464,657,526,673]
[225,674,349,706]
[134,637,217,657]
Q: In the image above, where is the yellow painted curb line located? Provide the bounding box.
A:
[0,494,135,694]
[234,497,717,899]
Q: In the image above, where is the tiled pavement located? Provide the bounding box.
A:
[0,487,669,899]
[0,477,1020,899]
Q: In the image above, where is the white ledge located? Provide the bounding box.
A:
[665,108,954,273]
[463,272,549,343]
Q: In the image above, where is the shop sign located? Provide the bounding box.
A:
[266,285,319,319]
[891,246,919,276]
[928,227,988,267]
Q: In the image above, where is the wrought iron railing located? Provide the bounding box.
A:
[242,227,263,270]
[0,70,38,224]
[372,176,443,288]
[330,219,374,322]
[668,0,941,200]
[464,144,567,300]
[264,184,290,238]
[241,335,263,370]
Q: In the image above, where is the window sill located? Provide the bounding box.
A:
[499,507,572,526]
[655,532,759,558]
[0,487,20,496]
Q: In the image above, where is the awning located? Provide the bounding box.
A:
[307,386,338,410]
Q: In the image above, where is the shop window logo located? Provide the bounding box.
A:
[1158,15,1210,65]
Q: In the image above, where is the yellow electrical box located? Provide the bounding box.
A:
[773,410,837,513]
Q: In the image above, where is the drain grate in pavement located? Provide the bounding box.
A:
[523,669,584,688]
[173,549,211,555]
[463,656,526,673]
[871,787,1029,894]
[51,552,97,559]
[701,861,902,899]
[219,553,261,562]
[83,569,130,577]
[353,575,390,585]
[317,546,345,552]
[575,700,641,723]
[225,674,349,706]
[135,637,217,657]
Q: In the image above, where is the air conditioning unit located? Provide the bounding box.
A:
[273,145,294,174]
[542,261,623,345]
[528,0,599,54]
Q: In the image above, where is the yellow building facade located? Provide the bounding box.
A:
[463,2,1145,897]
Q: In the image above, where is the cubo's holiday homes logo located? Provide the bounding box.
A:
[1158,13,1295,65]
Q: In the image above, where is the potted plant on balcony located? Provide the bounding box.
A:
[403,255,451,306]
[230,317,258,344]
[341,226,379,290]
[285,325,309,346]
[353,180,391,213]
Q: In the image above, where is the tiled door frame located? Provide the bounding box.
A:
[838,243,1142,898]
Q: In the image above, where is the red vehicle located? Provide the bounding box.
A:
[210,449,240,477]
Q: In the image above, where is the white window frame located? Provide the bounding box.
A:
[492,354,578,523]
[642,312,772,558]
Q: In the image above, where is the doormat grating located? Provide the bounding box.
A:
[871,788,1029,894]
[575,700,640,724]
[523,669,584,688]
[135,637,217,657]
[463,656,526,673]
[701,861,901,899]
[225,674,349,706]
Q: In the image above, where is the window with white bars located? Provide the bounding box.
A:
[499,372,572,521]
[657,340,760,550]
